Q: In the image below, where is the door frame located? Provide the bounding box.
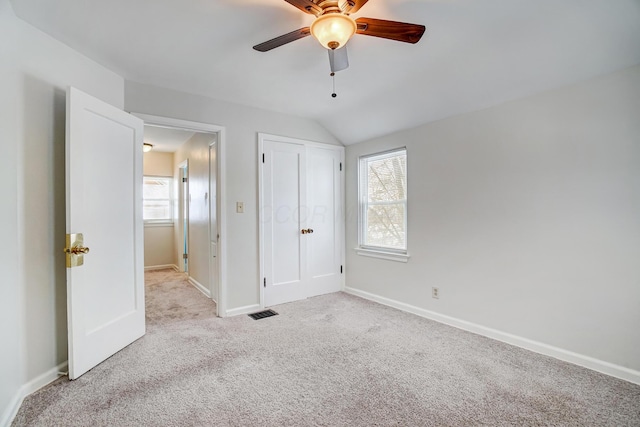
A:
[177,160,189,273]
[133,113,227,317]
[209,139,219,303]
[258,133,345,309]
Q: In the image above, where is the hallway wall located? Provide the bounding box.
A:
[173,133,215,291]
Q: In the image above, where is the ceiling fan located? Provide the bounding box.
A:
[253,0,426,75]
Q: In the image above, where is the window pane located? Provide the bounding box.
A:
[359,148,407,252]
[365,203,406,249]
[143,178,171,199]
[143,177,172,221]
[367,154,406,202]
[143,201,171,220]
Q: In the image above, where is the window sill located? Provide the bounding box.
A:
[355,248,410,263]
[144,222,174,228]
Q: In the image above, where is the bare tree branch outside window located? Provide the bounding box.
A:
[359,149,407,251]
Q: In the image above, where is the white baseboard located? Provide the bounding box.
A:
[144,264,179,272]
[188,277,211,298]
[225,304,262,317]
[1,361,68,427]
[344,286,640,386]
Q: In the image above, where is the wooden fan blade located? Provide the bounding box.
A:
[356,17,425,44]
[284,0,323,16]
[253,27,311,52]
[339,0,369,14]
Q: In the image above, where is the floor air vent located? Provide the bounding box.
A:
[248,309,278,320]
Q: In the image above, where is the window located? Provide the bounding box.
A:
[358,148,408,260]
[143,176,173,224]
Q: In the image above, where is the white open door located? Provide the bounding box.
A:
[65,87,145,380]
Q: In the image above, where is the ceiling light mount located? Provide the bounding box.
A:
[143,143,154,152]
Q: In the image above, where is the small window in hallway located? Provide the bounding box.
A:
[143,176,173,223]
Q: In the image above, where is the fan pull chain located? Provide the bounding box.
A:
[331,72,337,98]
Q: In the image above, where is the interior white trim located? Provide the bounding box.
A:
[343,287,640,386]
[225,304,262,317]
[144,264,179,272]
[355,248,410,263]
[131,113,227,318]
[257,133,342,150]
[340,149,346,292]
[1,361,68,427]
[188,276,211,298]
[143,222,174,228]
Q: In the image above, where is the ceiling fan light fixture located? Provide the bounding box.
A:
[143,143,154,152]
[310,14,357,50]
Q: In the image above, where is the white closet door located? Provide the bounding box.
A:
[262,140,307,307]
[306,146,342,298]
[260,134,344,308]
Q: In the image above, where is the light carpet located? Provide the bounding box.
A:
[13,269,640,426]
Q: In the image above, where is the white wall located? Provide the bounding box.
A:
[144,227,175,268]
[125,81,342,313]
[143,151,174,176]
[345,65,640,377]
[173,133,215,288]
[143,151,175,268]
[0,1,125,423]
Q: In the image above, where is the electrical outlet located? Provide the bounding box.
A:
[236,202,244,213]
[432,287,440,299]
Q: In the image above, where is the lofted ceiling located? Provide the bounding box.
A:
[10,0,640,145]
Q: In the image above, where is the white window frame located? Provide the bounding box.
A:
[143,175,174,226]
[356,148,410,262]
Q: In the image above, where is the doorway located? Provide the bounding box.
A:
[134,113,226,317]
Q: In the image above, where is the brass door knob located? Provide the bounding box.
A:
[64,233,89,268]
[65,246,90,255]
[301,229,314,235]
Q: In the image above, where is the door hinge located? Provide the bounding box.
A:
[263,277,266,288]
[340,162,342,171]
[182,177,188,183]
[262,153,265,163]
[183,253,188,259]
[340,265,343,274]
